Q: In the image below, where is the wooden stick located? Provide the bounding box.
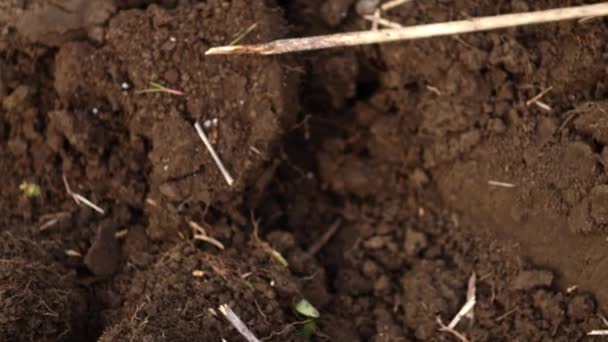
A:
[206,3,608,55]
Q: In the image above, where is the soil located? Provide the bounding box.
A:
[2,0,608,341]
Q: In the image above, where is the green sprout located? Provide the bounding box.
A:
[295,299,319,318]
[251,212,289,268]
[243,280,254,290]
[295,299,321,339]
[271,250,289,268]
[299,320,318,340]
[20,182,41,198]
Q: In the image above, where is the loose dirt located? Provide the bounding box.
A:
[2,0,608,341]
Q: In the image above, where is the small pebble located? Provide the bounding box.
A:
[404,228,428,256]
[120,82,130,90]
[91,108,99,115]
[409,168,430,188]
[362,259,381,278]
[356,0,380,15]
[374,274,391,294]
[364,236,387,250]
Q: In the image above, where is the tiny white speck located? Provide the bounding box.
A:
[169,36,176,42]
[121,82,130,90]
[92,108,99,115]
[239,100,245,105]
[270,280,275,287]
[163,165,169,171]
[203,120,212,128]
[212,118,219,126]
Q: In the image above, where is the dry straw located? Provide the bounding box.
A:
[206,3,608,55]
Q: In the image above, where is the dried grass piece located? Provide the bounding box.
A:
[219,304,261,342]
[207,3,608,55]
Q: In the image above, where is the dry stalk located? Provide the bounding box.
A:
[251,211,288,267]
[307,218,342,256]
[219,304,262,342]
[526,86,554,107]
[588,330,608,336]
[363,14,404,29]
[62,175,105,214]
[436,317,470,342]
[437,272,476,341]
[206,3,608,55]
[189,220,225,250]
[488,180,516,188]
[194,122,235,186]
[381,0,412,11]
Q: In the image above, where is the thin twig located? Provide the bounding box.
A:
[250,146,264,157]
[437,272,476,341]
[495,307,518,321]
[598,312,608,327]
[189,220,225,250]
[262,320,312,341]
[135,82,184,96]
[488,180,516,188]
[65,249,82,257]
[114,229,129,239]
[464,273,476,322]
[558,111,581,132]
[448,279,477,329]
[566,285,578,293]
[251,211,289,267]
[437,317,470,342]
[588,330,608,336]
[372,9,381,31]
[206,3,608,55]
[72,194,105,214]
[526,86,553,107]
[381,0,412,11]
[39,212,70,231]
[426,85,442,95]
[307,218,342,256]
[230,23,259,46]
[579,15,603,23]
[194,122,235,186]
[40,218,61,231]
[219,304,262,342]
[62,175,105,214]
[363,14,404,29]
[534,101,553,112]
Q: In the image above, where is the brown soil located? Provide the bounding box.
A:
[2,0,608,341]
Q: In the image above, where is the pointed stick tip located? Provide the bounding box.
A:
[206,45,269,55]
